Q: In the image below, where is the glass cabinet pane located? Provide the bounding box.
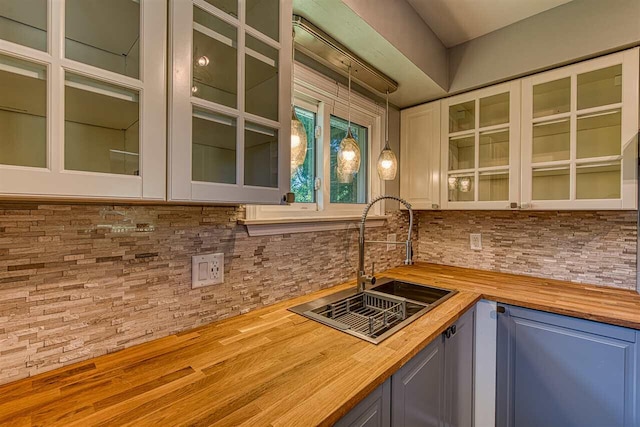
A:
[532,119,570,163]
[576,163,621,199]
[0,0,47,51]
[0,54,46,168]
[245,122,278,187]
[193,6,237,108]
[577,65,622,110]
[245,35,278,121]
[533,77,570,118]
[577,110,621,159]
[204,0,238,18]
[65,0,140,78]
[449,101,475,133]
[479,129,509,168]
[479,92,509,128]
[65,73,139,175]
[449,135,475,170]
[246,0,279,41]
[192,109,237,184]
[448,175,474,202]
[532,167,570,200]
[479,171,509,201]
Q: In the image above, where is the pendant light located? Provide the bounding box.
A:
[376,90,398,180]
[337,65,361,183]
[290,30,308,174]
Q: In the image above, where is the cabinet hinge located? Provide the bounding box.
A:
[314,125,322,139]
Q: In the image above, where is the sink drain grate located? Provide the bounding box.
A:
[313,292,406,337]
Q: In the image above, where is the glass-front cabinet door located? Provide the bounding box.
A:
[440,81,521,209]
[169,0,291,204]
[0,0,166,199]
[521,48,639,209]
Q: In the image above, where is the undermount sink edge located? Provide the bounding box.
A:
[289,278,457,344]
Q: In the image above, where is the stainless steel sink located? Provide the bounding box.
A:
[289,278,456,344]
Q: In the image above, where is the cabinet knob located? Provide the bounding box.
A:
[497,305,506,314]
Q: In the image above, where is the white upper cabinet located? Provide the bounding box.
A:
[168,0,292,204]
[521,48,639,210]
[400,101,441,209]
[440,81,521,210]
[0,0,167,199]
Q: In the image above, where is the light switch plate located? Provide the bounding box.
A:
[191,253,224,288]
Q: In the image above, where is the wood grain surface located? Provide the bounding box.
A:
[2,262,640,426]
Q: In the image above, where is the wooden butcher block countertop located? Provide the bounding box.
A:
[3,262,640,427]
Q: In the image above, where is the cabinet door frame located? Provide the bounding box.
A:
[0,0,167,200]
[520,48,639,210]
[400,101,441,210]
[440,81,521,210]
[168,0,291,204]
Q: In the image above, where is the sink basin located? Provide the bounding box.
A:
[289,278,456,344]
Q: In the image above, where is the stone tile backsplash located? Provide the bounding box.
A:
[0,203,412,385]
[417,210,637,289]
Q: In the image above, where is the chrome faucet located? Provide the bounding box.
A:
[357,195,414,292]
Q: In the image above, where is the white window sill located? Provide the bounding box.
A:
[239,215,391,236]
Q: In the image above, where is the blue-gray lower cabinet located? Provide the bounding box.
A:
[496,304,640,427]
[392,307,475,427]
[334,379,391,427]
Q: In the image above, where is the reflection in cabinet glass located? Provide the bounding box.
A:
[449,136,474,170]
[245,35,278,121]
[532,167,569,200]
[0,53,46,168]
[246,0,279,41]
[65,0,140,78]
[577,65,622,110]
[192,109,236,184]
[204,0,238,18]
[245,122,278,187]
[576,110,621,159]
[533,77,570,118]
[449,101,474,133]
[532,119,570,163]
[0,0,47,51]
[448,175,474,202]
[192,6,237,108]
[64,73,140,175]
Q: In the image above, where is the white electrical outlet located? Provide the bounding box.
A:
[387,233,396,251]
[470,233,482,250]
[191,253,224,288]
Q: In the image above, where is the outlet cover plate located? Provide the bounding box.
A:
[192,253,224,288]
[470,233,482,250]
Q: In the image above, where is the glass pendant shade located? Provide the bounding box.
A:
[337,128,361,183]
[290,110,308,172]
[377,142,397,180]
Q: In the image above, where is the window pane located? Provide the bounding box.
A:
[65,0,139,78]
[479,129,509,168]
[532,119,570,163]
[449,101,475,133]
[0,54,46,167]
[448,174,474,202]
[479,92,509,128]
[577,110,621,159]
[204,0,238,18]
[192,109,236,184]
[245,35,278,121]
[576,163,621,199]
[532,167,570,200]
[193,6,237,108]
[65,73,139,175]
[245,122,278,187]
[577,65,622,110]
[246,0,279,41]
[449,135,475,170]
[330,116,368,204]
[291,106,316,203]
[479,171,509,201]
[533,77,570,118]
[0,0,46,51]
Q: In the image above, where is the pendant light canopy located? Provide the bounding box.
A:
[337,65,361,183]
[377,90,398,180]
[290,31,308,173]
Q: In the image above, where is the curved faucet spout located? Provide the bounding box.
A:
[358,195,414,292]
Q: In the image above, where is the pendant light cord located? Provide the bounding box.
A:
[385,89,389,147]
[347,65,352,128]
[291,29,295,110]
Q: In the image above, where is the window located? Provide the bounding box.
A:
[246,63,386,222]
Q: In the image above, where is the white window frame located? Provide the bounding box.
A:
[0,0,167,200]
[246,62,388,221]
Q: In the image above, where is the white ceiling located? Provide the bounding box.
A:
[407,0,573,47]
